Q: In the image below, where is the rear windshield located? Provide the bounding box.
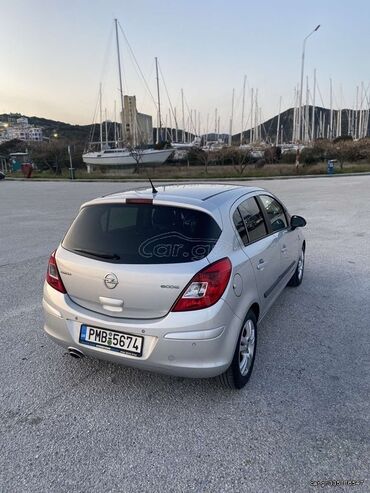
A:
[62,203,221,264]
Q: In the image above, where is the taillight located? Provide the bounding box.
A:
[46,250,66,293]
[172,258,232,312]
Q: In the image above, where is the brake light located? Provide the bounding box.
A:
[125,198,153,204]
[46,250,66,293]
[172,258,232,311]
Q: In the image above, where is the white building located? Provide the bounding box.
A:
[4,117,43,142]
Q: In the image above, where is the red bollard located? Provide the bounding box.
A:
[21,163,33,178]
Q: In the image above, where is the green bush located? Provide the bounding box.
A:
[280,152,296,164]
[301,147,323,165]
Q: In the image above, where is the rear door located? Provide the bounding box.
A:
[58,201,221,319]
[233,196,282,314]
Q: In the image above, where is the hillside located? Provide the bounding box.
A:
[0,113,93,142]
[1,108,369,145]
[234,106,370,144]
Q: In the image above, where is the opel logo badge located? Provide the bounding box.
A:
[104,273,119,289]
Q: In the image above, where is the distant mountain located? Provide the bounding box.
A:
[1,108,368,145]
[234,106,370,144]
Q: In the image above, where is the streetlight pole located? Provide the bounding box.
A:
[298,24,320,142]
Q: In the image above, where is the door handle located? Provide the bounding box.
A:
[281,245,287,253]
[256,259,265,271]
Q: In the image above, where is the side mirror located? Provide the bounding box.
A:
[290,215,307,230]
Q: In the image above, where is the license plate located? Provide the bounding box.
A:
[79,325,144,357]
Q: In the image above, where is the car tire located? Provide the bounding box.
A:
[288,247,305,287]
[218,310,257,389]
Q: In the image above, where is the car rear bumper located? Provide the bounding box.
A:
[42,283,242,378]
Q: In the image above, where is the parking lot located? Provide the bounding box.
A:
[1,176,369,492]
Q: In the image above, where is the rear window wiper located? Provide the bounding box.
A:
[72,248,120,260]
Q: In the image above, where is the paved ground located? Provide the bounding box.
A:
[0,177,369,493]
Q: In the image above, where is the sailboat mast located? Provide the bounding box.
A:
[329,78,333,140]
[250,88,254,143]
[181,89,185,143]
[99,83,103,150]
[174,107,178,142]
[169,108,172,141]
[114,100,117,144]
[105,108,108,147]
[155,57,162,142]
[312,69,316,141]
[114,19,125,146]
[206,113,209,145]
[240,75,246,146]
[276,96,282,145]
[359,82,364,139]
[228,88,235,146]
[305,76,309,142]
[355,88,358,138]
[255,89,259,142]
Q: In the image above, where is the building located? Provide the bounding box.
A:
[121,95,153,146]
[3,117,43,142]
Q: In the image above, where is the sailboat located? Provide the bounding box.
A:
[82,147,173,167]
[82,19,173,168]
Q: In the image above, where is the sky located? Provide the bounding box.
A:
[1,0,369,133]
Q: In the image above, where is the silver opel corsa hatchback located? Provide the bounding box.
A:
[43,184,306,388]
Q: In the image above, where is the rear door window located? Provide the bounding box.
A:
[259,195,287,232]
[62,203,221,264]
[238,197,267,243]
[233,208,248,245]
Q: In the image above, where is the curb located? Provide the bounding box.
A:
[3,171,370,183]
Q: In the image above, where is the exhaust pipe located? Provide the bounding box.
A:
[68,347,85,359]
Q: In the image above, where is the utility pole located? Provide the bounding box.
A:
[298,25,320,141]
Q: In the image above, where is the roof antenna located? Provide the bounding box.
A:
[148,177,158,194]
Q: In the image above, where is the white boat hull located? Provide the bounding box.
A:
[82,148,173,167]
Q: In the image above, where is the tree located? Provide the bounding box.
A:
[129,147,145,174]
[216,147,252,176]
[0,139,25,155]
[29,140,70,174]
[264,146,281,164]
[187,148,213,173]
